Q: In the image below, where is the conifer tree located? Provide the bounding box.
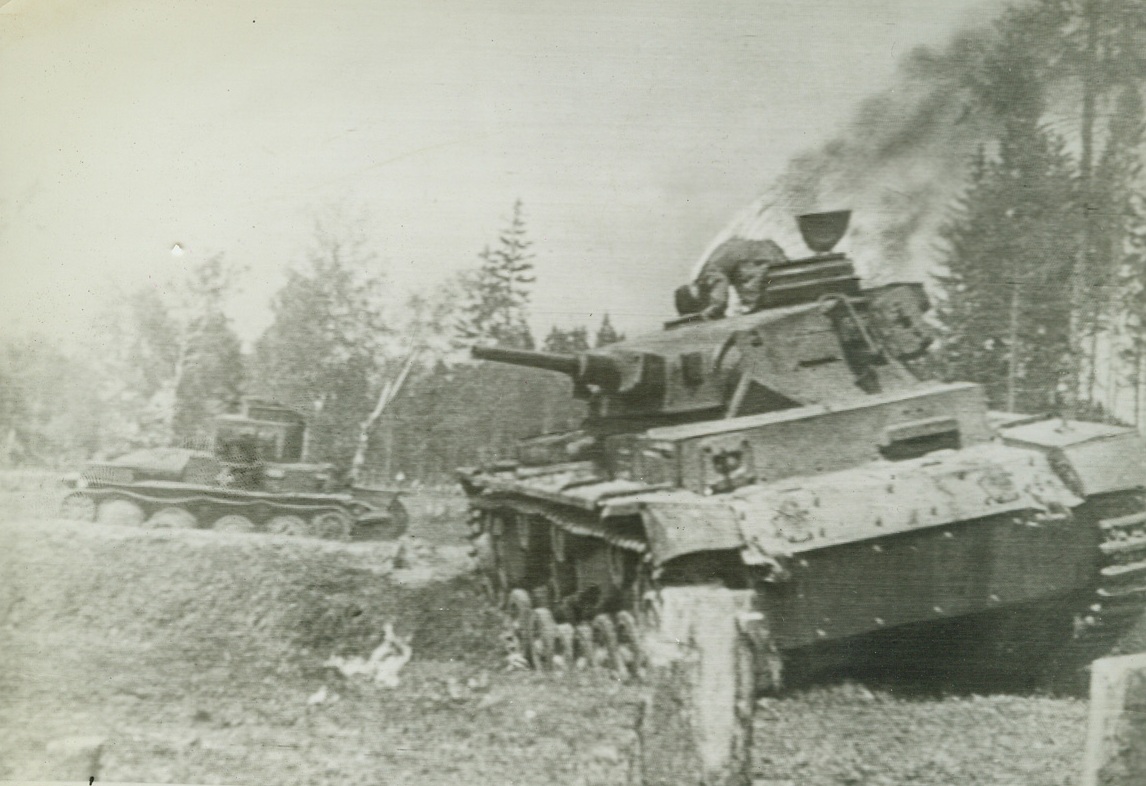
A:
[455,200,536,349]
[997,0,1146,404]
[1108,85,1146,424]
[936,42,1079,413]
[594,313,624,347]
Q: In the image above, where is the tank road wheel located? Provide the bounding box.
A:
[574,623,595,670]
[549,566,582,623]
[213,514,256,534]
[615,610,644,680]
[553,623,576,671]
[145,507,198,529]
[494,566,512,610]
[607,545,628,594]
[530,585,552,611]
[60,492,96,522]
[380,500,410,540]
[96,499,146,528]
[492,514,530,599]
[267,515,308,537]
[529,608,558,671]
[551,526,567,563]
[515,515,534,552]
[592,614,627,678]
[310,510,352,541]
[508,588,534,661]
[634,564,663,632]
[470,531,500,603]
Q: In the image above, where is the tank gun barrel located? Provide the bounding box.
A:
[471,345,581,375]
[471,345,622,390]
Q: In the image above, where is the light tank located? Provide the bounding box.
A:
[459,211,1146,687]
[60,398,408,541]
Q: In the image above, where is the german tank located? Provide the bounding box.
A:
[61,398,408,541]
[459,211,1146,687]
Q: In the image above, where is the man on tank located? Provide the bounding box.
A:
[674,237,787,320]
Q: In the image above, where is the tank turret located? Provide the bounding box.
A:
[472,252,934,428]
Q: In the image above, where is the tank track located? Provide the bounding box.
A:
[467,496,655,679]
[58,486,396,542]
[1058,505,1146,675]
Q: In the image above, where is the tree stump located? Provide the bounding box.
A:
[1082,652,1146,786]
[633,587,759,786]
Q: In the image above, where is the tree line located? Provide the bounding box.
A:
[0,201,621,482]
[934,0,1146,420]
[3,0,1145,476]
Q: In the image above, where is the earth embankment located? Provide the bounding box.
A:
[0,515,637,785]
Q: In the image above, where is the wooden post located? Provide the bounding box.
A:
[634,587,758,786]
[1082,652,1146,786]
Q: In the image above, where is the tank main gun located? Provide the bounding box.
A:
[471,345,637,394]
[471,345,579,376]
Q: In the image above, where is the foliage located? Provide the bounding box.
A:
[0,252,246,465]
[1109,86,1146,421]
[252,221,390,467]
[995,0,1146,406]
[88,286,183,451]
[0,335,102,465]
[169,255,245,443]
[542,326,590,354]
[69,255,247,455]
[362,202,587,482]
[455,200,536,349]
[594,314,624,347]
[935,35,1080,413]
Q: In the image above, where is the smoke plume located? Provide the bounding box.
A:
[702,26,1001,283]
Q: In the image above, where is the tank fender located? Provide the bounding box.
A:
[636,495,744,566]
[730,443,1082,564]
[999,419,1146,497]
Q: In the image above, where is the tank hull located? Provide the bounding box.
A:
[459,417,1146,687]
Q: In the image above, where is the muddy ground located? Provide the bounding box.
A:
[0,473,1089,785]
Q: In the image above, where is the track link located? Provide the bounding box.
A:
[469,498,655,680]
[1053,508,1146,681]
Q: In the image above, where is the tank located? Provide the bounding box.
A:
[458,211,1146,687]
[60,398,408,541]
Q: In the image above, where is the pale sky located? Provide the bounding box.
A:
[0,0,997,345]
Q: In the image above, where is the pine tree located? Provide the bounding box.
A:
[1108,85,1146,425]
[997,0,1146,405]
[455,200,536,349]
[594,313,624,347]
[936,42,1080,413]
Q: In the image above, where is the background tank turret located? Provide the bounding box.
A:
[459,212,1146,688]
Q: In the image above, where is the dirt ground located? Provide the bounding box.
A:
[0,473,1090,785]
